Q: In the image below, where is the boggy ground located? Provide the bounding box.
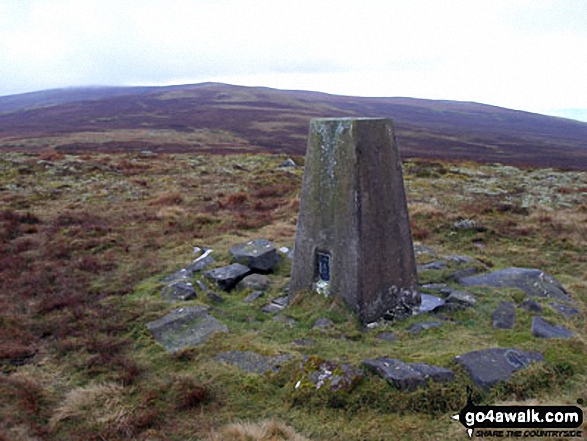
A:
[0,151,586,440]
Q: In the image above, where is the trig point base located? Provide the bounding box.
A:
[290,118,419,323]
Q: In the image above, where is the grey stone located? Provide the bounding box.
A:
[420,283,448,292]
[278,158,297,168]
[417,261,447,272]
[243,290,265,303]
[460,268,572,302]
[186,254,215,273]
[161,255,216,283]
[161,281,196,302]
[313,317,334,329]
[290,118,419,324]
[376,332,397,342]
[207,292,224,303]
[448,267,480,282]
[454,219,479,230]
[445,290,477,307]
[413,244,437,257]
[492,301,516,329]
[230,239,281,272]
[214,350,293,374]
[146,306,228,353]
[273,314,297,327]
[204,263,251,291]
[549,302,580,318]
[299,357,363,392]
[531,316,575,339]
[519,298,543,313]
[407,320,443,335]
[455,348,544,390]
[261,296,289,313]
[417,293,445,313]
[362,358,454,390]
[237,273,271,292]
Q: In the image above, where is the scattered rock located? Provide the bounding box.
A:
[460,268,572,302]
[204,263,251,291]
[186,253,216,273]
[207,292,224,303]
[161,281,197,302]
[447,267,480,282]
[362,358,454,390]
[312,318,334,329]
[445,255,477,264]
[230,239,281,272]
[214,350,293,374]
[273,314,297,327]
[531,316,575,339]
[549,302,580,318]
[417,261,447,272]
[454,219,479,230]
[413,244,437,257]
[417,293,445,313]
[261,296,289,313]
[375,332,397,342]
[445,290,477,307]
[455,348,544,390]
[297,357,363,392]
[407,320,443,335]
[237,273,271,291]
[146,306,228,353]
[492,301,516,329]
[420,283,448,292]
[243,290,265,304]
[519,298,542,313]
[278,158,297,168]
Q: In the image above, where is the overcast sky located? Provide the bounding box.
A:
[1,0,586,121]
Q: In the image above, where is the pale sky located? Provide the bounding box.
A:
[1,0,586,120]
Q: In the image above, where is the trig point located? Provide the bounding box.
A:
[290,118,420,323]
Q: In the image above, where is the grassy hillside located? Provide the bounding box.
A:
[1,83,587,170]
[1,151,585,440]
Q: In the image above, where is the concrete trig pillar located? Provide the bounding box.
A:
[290,118,419,323]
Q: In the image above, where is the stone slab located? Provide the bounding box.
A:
[204,263,251,291]
[454,348,543,390]
[362,357,454,390]
[214,350,293,374]
[146,306,228,353]
[531,316,575,339]
[492,301,516,329]
[230,239,281,272]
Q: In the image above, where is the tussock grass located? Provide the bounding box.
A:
[0,152,585,440]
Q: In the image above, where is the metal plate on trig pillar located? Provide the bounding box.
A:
[317,252,331,282]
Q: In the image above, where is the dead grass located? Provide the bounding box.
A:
[209,420,312,441]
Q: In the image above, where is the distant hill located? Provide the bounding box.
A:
[1,82,586,170]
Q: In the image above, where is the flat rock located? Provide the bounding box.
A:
[417,293,445,313]
[298,357,363,392]
[273,314,297,327]
[243,290,265,303]
[531,316,575,339]
[375,332,397,342]
[448,267,480,282]
[230,239,281,272]
[261,296,289,313]
[214,350,293,374]
[204,263,251,291]
[519,298,542,313]
[278,158,297,168]
[161,281,197,302]
[445,290,477,307]
[492,301,516,329]
[237,273,271,291]
[313,317,334,329]
[549,302,580,318]
[445,255,478,264]
[454,348,544,390]
[206,292,224,303]
[146,306,228,353]
[362,358,454,390]
[407,320,443,335]
[460,268,572,302]
[417,261,447,272]
[413,244,437,257]
[161,254,216,283]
